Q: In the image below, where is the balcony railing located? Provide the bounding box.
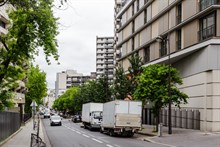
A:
[198,24,216,41]
[200,0,220,11]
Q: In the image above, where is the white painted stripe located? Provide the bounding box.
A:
[92,138,103,144]
[106,144,114,147]
[82,134,90,138]
[76,131,81,134]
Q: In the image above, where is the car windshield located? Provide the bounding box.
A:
[51,116,61,120]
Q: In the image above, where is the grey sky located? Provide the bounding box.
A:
[35,0,114,89]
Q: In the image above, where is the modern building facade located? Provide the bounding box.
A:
[115,0,220,131]
[96,36,114,82]
[55,70,91,98]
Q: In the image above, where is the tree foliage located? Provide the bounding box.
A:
[0,0,59,109]
[112,65,130,100]
[25,65,47,113]
[134,64,188,117]
[127,54,143,96]
[52,87,78,114]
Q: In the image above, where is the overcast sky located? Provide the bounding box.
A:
[35,0,114,89]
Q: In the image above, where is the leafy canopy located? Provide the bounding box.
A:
[25,65,47,113]
[0,0,59,109]
[134,64,188,116]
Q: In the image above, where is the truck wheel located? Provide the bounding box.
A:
[100,128,103,133]
[129,132,134,137]
[109,130,114,137]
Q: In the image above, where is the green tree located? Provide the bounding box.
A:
[25,65,47,113]
[53,87,79,114]
[0,0,59,109]
[73,75,112,111]
[128,54,143,97]
[112,65,130,100]
[134,64,188,127]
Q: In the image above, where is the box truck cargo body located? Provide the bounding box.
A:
[82,103,103,129]
[101,100,142,137]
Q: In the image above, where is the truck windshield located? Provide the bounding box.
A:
[93,112,102,119]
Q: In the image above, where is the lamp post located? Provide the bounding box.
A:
[156,35,172,134]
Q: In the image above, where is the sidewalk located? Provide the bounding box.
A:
[137,124,220,147]
[1,118,50,147]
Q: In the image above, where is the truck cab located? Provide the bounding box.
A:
[89,111,102,128]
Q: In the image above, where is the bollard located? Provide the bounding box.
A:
[158,123,163,137]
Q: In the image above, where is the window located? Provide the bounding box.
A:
[176,29,181,50]
[137,0,139,11]
[176,3,182,24]
[144,9,147,24]
[132,21,135,33]
[132,4,134,16]
[200,0,220,11]
[0,20,6,28]
[160,36,167,57]
[144,0,149,4]
[144,46,150,63]
[199,13,216,41]
[132,37,134,51]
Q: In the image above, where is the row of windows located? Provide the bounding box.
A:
[141,11,216,64]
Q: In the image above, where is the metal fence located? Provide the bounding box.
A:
[24,113,32,123]
[142,108,200,130]
[0,111,21,142]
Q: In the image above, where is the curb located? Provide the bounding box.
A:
[0,127,23,146]
[41,118,52,147]
[136,131,156,137]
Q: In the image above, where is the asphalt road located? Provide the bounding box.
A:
[42,118,165,147]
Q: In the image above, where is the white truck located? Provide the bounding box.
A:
[101,100,142,137]
[82,103,103,130]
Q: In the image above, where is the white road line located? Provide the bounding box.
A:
[106,144,114,147]
[82,134,90,138]
[76,131,81,134]
[92,138,103,144]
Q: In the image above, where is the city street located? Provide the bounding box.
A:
[42,119,164,147]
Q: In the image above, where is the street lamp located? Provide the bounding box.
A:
[156,34,172,134]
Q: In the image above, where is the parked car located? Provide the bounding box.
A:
[43,112,50,118]
[72,114,82,123]
[50,115,62,126]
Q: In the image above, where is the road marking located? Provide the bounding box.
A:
[92,138,103,143]
[82,134,90,138]
[88,134,95,137]
[76,131,81,134]
[106,144,114,147]
[144,138,176,147]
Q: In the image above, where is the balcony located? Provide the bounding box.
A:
[200,0,220,11]
[198,24,215,41]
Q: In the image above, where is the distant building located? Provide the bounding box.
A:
[45,89,55,109]
[55,70,91,98]
[96,36,114,83]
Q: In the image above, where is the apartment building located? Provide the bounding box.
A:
[96,36,114,82]
[55,70,91,98]
[115,0,220,131]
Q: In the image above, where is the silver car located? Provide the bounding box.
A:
[50,115,62,126]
